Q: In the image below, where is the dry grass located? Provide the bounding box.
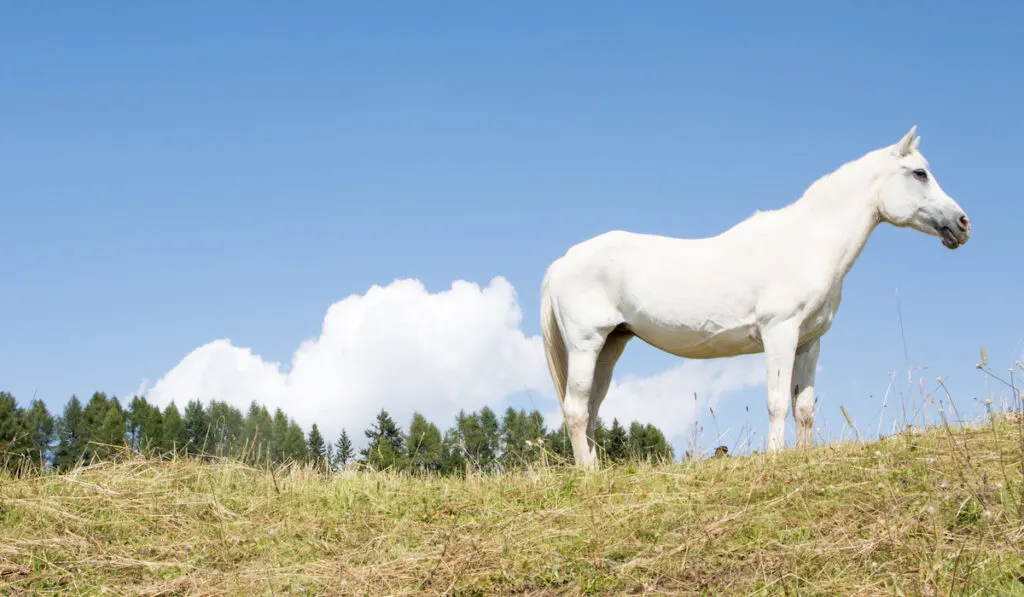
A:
[2,414,1023,596]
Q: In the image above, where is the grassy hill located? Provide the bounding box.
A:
[1,413,1022,596]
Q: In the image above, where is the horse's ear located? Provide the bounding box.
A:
[894,125,918,156]
[910,135,920,151]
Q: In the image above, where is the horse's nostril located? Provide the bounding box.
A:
[958,214,970,229]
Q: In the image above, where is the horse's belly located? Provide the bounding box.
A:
[627,319,763,359]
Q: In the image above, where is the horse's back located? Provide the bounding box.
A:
[563,228,650,255]
[557,229,684,269]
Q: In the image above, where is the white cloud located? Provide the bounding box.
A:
[142,276,765,453]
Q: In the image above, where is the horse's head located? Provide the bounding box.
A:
[875,126,971,249]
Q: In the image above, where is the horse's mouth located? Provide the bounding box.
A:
[940,226,961,249]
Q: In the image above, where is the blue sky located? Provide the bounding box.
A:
[2,2,1022,454]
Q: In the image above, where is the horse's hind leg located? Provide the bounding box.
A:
[562,342,602,469]
[560,324,622,469]
[587,329,632,460]
[791,338,820,449]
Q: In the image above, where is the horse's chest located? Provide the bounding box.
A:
[800,286,843,340]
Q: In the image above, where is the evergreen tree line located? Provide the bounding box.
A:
[0,391,674,474]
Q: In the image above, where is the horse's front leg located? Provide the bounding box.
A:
[761,321,800,453]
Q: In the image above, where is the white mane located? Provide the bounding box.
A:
[739,140,928,231]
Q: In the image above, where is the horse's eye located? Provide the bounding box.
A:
[912,169,929,182]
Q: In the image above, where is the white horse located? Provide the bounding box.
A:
[540,127,971,468]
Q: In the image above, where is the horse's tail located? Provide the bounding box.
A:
[540,265,568,403]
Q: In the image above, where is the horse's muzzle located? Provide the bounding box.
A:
[940,213,970,249]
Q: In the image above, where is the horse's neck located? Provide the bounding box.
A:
[790,171,882,282]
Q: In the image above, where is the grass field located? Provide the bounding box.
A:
[2,411,1023,596]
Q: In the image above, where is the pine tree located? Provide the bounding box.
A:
[284,420,308,462]
[498,407,548,469]
[640,423,674,462]
[523,409,548,464]
[243,402,262,447]
[333,429,354,470]
[23,398,55,467]
[82,392,113,462]
[627,422,674,463]
[0,392,28,469]
[453,410,487,472]
[627,422,646,461]
[605,418,628,463]
[545,423,573,461]
[271,408,290,463]
[592,417,609,459]
[500,407,527,468]
[98,403,126,459]
[406,412,443,473]
[441,425,466,476]
[136,400,163,457]
[227,402,246,456]
[361,409,405,470]
[54,395,87,470]
[207,400,244,458]
[242,402,274,465]
[162,402,184,455]
[307,423,327,469]
[126,396,148,451]
[477,407,501,471]
[182,399,210,456]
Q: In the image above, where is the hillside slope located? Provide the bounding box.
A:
[2,415,1023,596]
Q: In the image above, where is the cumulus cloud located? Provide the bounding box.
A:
[142,276,765,453]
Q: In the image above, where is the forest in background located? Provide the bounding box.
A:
[0,391,675,474]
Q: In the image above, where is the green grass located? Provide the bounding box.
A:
[2,414,1023,596]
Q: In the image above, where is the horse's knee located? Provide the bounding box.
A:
[565,374,593,399]
[561,394,590,427]
[564,369,594,423]
[766,392,789,419]
[564,345,600,405]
